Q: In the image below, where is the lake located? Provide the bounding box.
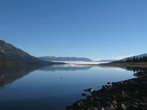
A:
[0,64,135,110]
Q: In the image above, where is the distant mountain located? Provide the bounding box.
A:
[0,40,50,66]
[38,56,92,62]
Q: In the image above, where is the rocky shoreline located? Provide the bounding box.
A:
[66,69,147,110]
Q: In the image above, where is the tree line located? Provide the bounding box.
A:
[125,56,147,62]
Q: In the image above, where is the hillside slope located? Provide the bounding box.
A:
[0,40,50,66]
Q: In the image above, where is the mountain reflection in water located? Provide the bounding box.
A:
[0,64,146,88]
[39,64,92,72]
[0,65,41,87]
[0,64,92,87]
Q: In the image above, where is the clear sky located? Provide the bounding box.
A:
[0,0,147,60]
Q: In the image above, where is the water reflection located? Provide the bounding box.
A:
[99,65,147,78]
[0,64,92,87]
[125,67,147,77]
[40,64,92,72]
[0,65,41,87]
[0,64,147,88]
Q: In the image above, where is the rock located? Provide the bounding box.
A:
[66,106,73,110]
[81,93,87,96]
[112,100,117,105]
[110,104,115,109]
[84,88,95,93]
[93,107,98,110]
[105,85,111,89]
[101,107,105,110]
[122,90,128,98]
[121,104,126,110]
[77,101,82,106]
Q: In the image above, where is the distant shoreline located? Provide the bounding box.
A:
[99,62,147,68]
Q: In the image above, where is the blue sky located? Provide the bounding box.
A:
[0,0,147,60]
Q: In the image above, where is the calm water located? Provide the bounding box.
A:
[0,64,135,110]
